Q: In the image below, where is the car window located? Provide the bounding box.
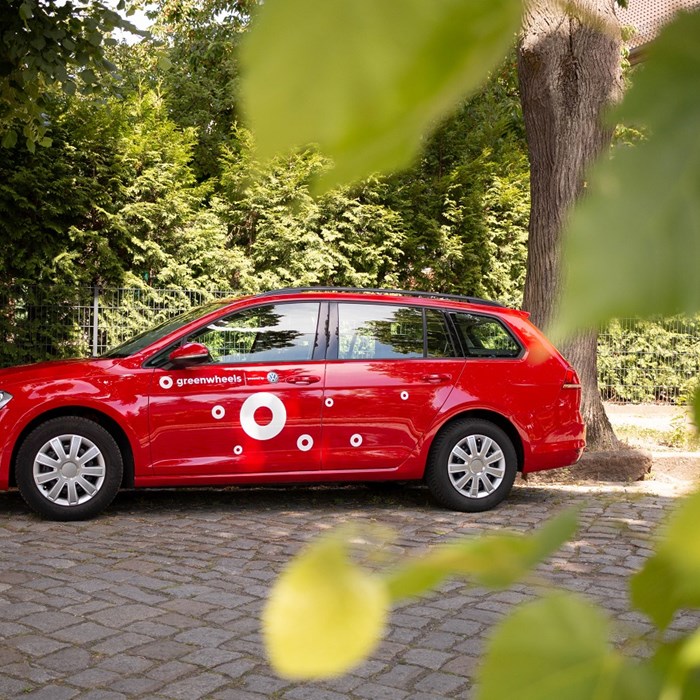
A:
[450,312,521,358]
[338,303,423,360]
[188,303,320,364]
[426,308,458,358]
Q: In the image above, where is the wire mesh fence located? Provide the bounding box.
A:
[1,285,698,403]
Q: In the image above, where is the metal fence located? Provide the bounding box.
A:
[1,285,698,403]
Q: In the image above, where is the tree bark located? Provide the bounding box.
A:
[518,0,623,449]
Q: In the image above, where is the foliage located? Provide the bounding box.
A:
[0,0,141,149]
[216,134,407,292]
[148,0,254,180]
[241,0,522,191]
[0,92,128,287]
[598,317,700,403]
[263,511,578,679]
[479,594,657,700]
[557,11,700,335]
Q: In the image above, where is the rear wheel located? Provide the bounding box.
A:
[426,419,517,512]
[16,417,123,521]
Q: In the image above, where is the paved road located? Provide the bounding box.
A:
[0,478,697,699]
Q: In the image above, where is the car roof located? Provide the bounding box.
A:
[249,286,529,318]
[257,286,504,307]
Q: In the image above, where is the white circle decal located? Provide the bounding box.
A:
[350,434,363,447]
[159,376,173,390]
[212,405,226,420]
[297,434,313,452]
[400,391,409,401]
[325,398,334,408]
[240,393,287,441]
[233,445,243,455]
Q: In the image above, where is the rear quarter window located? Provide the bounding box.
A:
[451,312,522,358]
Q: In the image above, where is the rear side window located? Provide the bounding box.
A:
[338,304,424,359]
[451,312,521,358]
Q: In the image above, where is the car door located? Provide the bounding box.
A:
[321,302,465,471]
[148,301,326,476]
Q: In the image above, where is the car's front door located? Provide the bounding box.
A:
[148,301,326,476]
[321,302,465,471]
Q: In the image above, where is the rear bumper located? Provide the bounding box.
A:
[523,419,586,473]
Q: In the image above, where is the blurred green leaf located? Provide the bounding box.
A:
[385,509,578,600]
[631,490,700,629]
[263,533,388,679]
[477,594,658,700]
[38,137,52,148]
[79,68,97,84]
[241,0,521,190]
[19,2,34,20]
[555,11,700,337]
[1,130,18,149]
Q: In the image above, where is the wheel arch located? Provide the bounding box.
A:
[10,407,135,489]
[429,409,525,473]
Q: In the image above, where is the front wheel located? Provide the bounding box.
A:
[16,417,123,521]
[426,419,517,512]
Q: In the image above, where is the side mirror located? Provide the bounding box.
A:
[168,342,211,367]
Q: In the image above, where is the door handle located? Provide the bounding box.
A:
[422,374,450,383]
[286,375,321,385]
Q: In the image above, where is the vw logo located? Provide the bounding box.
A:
[267,371,280,384]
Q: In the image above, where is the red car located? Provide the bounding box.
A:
[0,287,584,520]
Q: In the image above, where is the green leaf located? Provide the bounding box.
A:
[263,533,388,679]
[1,131,18,149]
[19,2,33,20]
[38,137,52,148]
[385,509,578,600]
[477,594,658,700]
[26,138,36,154]
[157,55,172,72]
[79,68,97,84]
[241,0,521,190]
[62,80,76,96]
[631,490,700,629]
[555,12,700,337]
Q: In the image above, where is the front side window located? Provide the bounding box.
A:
[338,303,424,360]
[451,312,521,358]
[188,303,320,364]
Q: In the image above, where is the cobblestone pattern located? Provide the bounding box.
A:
[0,479,698,699]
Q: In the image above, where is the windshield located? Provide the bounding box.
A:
[103,300,232,358]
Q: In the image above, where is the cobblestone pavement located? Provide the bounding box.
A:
[1,476,699,700]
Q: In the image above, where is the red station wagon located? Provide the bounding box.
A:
[0,287,585,520]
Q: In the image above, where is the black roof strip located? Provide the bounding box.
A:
[258,286,505,308]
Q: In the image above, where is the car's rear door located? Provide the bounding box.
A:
[148,301,327,476]
[321,302,465,471]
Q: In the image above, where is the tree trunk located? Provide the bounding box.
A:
[518,0,623,449]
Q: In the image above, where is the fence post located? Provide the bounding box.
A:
[92,285,99,357]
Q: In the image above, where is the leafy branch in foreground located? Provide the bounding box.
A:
[263,510,578,679]
[264,491,700,700]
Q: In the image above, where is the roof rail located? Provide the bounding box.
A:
[258,286,505,308]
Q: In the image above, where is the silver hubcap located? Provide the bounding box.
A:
[33,434,106,507]
[447,434,506,499]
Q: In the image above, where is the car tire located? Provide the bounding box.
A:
[16,417,123,521]
[426,419,517,512]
